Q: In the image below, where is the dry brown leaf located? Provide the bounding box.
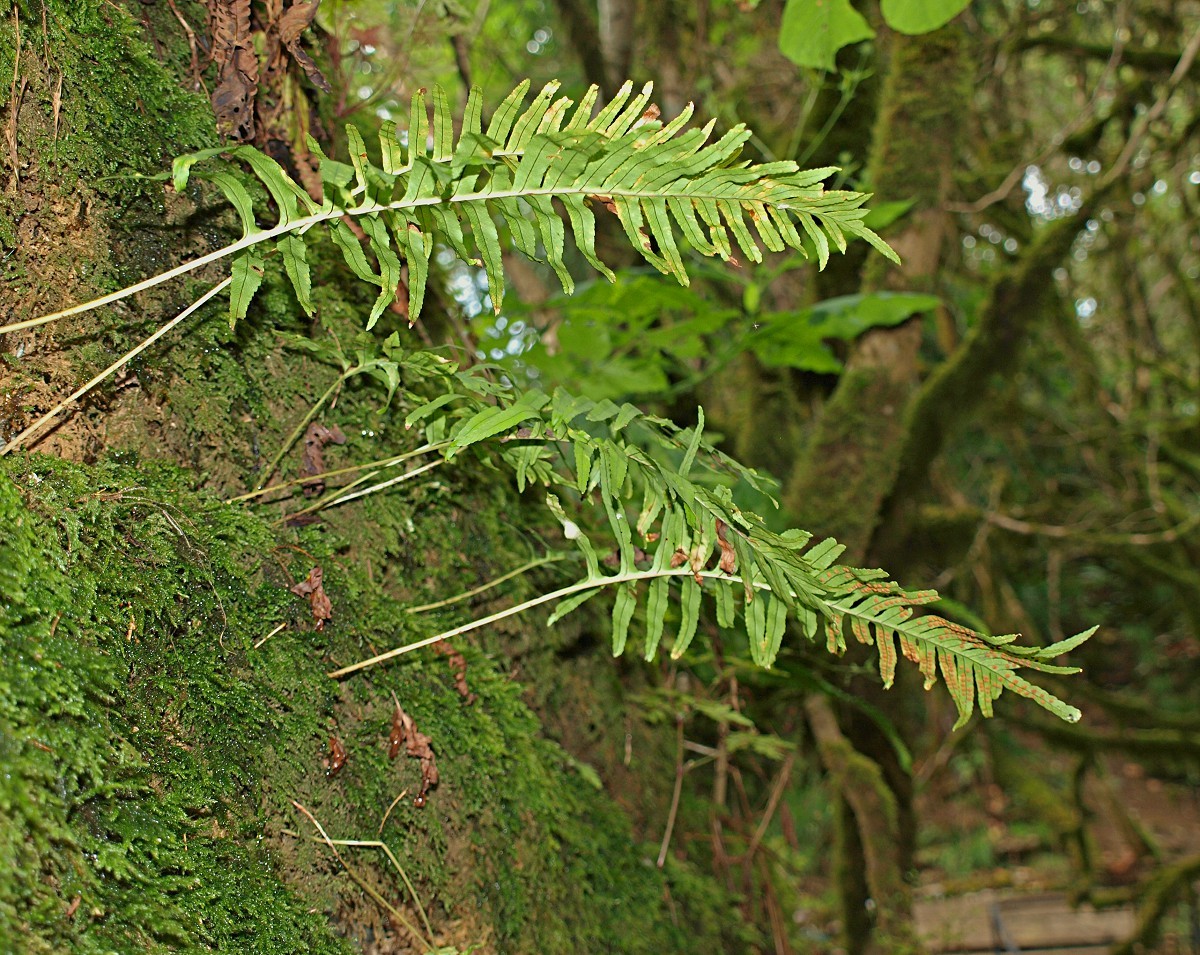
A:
[208,0,259,141]
[715,519,737,574]
[388,699,439,807]
[275,0,331,92]
[290,566,333,629]
[433,642,477,704]
[323,735,347,776]
[300,421,346,497]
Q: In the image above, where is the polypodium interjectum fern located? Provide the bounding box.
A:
[168,78,897,327]
[323,352,1093,730]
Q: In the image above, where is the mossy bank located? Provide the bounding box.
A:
[0,454,748,953]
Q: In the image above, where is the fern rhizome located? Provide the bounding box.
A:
[1,79,1093,728]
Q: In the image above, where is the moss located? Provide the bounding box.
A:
[0,453,745,953]
[782,367,904,557]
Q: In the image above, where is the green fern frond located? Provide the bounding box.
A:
[328,351,1093,727]
[170,79,895,327]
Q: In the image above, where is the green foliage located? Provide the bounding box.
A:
[308,336,1093,728]
[778,0,971,71]
[750,291,941,373]
[779,0,874,72]
[95,79,1089,729]
[484,277,938,398]
[168,78,896,326]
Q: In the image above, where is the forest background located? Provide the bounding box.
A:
[1,1,1199,954]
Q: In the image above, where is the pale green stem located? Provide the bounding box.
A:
[224,443,447,503]
[278,457,445,523]
[296,836,433,941]
[291,800,432,950]
[0,278,232,456]
[405,554,568,614]
[327,566,758,679]
[3,175,841,335]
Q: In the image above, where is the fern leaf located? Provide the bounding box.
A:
[672,577,703,659]
[229,251,265,326]
[612,581,637,655]
[714,578,736,629]
[644,576,671,660]
[173,78,899,327]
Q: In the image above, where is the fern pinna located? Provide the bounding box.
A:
[8,79,1092,727]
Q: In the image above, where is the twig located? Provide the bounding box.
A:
[377,789,409,836]
[0,278,231,456]
[257,373,348,489]
[657,713,686,868]
[291,800,432,948]
[949,1,1130,215]
[225,443,447,503]
[1103,24,1200,187]
[4,5,24,189]
[254,622,287,649]
[165,0,206,94]
[282,457,445,519]
[741,751,796,874]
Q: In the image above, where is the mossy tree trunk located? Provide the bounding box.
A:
[781,25,971,955]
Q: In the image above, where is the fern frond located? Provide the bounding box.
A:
[164,79,894,327]
[320,351,1092,727]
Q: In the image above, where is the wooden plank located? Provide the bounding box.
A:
[915,890,1135,954]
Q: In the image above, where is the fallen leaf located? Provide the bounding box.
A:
[207,0,259,141]
[434,642,477,704]
[323,735,347,776]
[276,0,332,92]
[300,421,346,497]
[388,698,439,807]
[290,566,333,629]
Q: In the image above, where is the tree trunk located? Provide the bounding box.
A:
[784,25,971,954]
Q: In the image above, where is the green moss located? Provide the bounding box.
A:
[0,454,745,953]
[0,1,211,190]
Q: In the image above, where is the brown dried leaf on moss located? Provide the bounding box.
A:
[208,0,259,141]
[433,642,477,705]
[290,565,332,629]
[300,421,346,497]
[388,698,439,807]
[323,735,347,776]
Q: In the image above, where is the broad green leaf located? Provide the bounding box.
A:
[762,595,788,667]
[714,581,736,629]
[199,170,258,237]
[450,395,548,452]
[746,591,768,666]
[880,0,970,34]
[546,588,601,627]
[172,146,228,191]
[611,581,637,656]
[329,220,382,286]
[779,0,874,72]
[671,577,702,659]
[644,576,670,660]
